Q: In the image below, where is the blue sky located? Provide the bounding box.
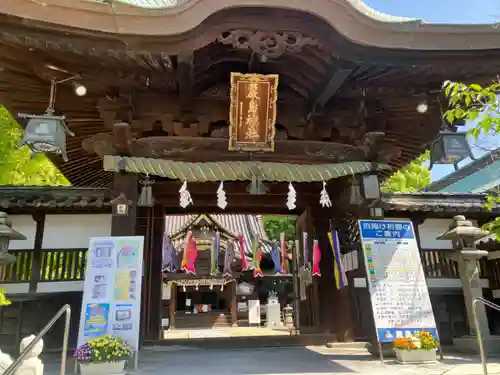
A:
[364,0,499,24]
[365,0,499,181]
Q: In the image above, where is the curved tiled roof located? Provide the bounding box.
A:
[164,214,271,256]
[101,0,419,23]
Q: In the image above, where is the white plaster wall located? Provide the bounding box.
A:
[8,215,36,250]
[42,214,112,249]
[418,218,478,250]
[418,218,453,249]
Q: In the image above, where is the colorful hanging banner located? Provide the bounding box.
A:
[312,239,321,276]
[181,231,198,275]
[239,235,250,271]
[161,233,177,272]
[302,232,309,270]
[223,240,235,277]
[210,231,221,276]
[252,237,263,278]
[271,241,283,274]
[328,230,347,289]
[280,232,288,274]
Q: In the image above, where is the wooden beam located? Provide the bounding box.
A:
[82,135,369,164]
[306,62,356,119]
[176,53,194,111]
[29,211,45,293]
[158,205,305,215]
[153,181,330,197]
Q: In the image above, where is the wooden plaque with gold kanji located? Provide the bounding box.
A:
[228,72,279,152]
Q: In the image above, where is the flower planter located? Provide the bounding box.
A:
[79,360,126,375]
[394,349,437,364]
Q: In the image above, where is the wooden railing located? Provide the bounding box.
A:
[419,249,489,279]
[419,249,458,278]
[1,249,88,283]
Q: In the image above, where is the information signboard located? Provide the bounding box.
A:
[77,236,144,351]
[358,220,438,342]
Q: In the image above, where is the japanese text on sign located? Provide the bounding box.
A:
[360,220,414,240]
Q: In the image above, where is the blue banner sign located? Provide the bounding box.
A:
[359,220,414,240]
[358,219,438,344]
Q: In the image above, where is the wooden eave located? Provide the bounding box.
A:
[2,0,500,52]
[1,4,500,187]
[380,192,500,214]
[0,187,498,216]
[0,186,112,214]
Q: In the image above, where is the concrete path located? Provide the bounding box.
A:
[44,346,500,375]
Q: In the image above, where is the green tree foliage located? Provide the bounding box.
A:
[0,106,70,186]
[0,106,70,305]
[443,80,499,240]
[262,215,297,241]
[381,151,431,193]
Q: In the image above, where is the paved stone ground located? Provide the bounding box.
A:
[44,346,500,375]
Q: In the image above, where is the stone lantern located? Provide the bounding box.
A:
[437,215,491,352]
[0,212,26,265]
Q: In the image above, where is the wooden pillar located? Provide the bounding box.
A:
[231,281,237,327]
[111,173,138,236]
[170,283,176,329]
[29,212,45,293]
[138,204,165,341]
[313,211,354,341]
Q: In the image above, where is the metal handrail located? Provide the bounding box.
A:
[472,297,500,375]
[3,304,71,375]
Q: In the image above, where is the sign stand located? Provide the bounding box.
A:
[358,220,440,360]
[438,342,445,360]
[132,351,139,370]
[377,341,384,363]
[75,236,145,374]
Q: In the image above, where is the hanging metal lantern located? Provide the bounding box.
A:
[429,131,474,170]
[361,174,381,200]
[110,193,132,216]
[18,78,76,162]
[17,112,74,162]
[0,212,26,265]
[138,175,155,207]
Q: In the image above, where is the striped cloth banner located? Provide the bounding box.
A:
[328,230,347,289]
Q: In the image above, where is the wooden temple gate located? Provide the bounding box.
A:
[1,0,500,345]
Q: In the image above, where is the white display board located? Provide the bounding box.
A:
[248,300,261,325]
[358,220,438,343]
[77,236,144,351]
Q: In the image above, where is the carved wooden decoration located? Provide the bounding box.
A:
[229,73,279,152]
[218,30,319,59]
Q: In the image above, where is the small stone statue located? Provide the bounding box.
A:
[16,335,44,375]
[284,304,294,328]
[0,348,13,375]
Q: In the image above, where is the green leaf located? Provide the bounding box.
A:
[0,106,71,186]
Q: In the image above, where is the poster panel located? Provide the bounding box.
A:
[77,236,144,351]
[358,220,438,343]
[248,300,261,325]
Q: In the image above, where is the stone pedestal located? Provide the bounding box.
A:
[266,302,283,328]
[437,215,491,353]
[453,335,500,354]
[451,249,490,339]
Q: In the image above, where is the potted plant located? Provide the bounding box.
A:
[393,331,439,364]
[74,335,132,375]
